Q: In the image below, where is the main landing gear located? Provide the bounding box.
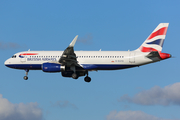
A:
[23,69,29,80]
[71,66,79,79]
[84,76,91,82]
[71,71,91,82]
[84,72,91,83]
[72,73,79,79]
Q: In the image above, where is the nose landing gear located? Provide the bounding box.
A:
[23,76,28,80]
[23,69,29,80]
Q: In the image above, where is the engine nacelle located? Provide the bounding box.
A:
[42,63,65,72]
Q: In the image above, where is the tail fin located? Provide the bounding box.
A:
[136,23,169,52]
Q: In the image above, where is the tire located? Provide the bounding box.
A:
[72,73,78,79]
[84,76,91,82]
[23,76,28,80]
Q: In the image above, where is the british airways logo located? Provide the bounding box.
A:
[19,55,24,58]
[19,53,38,58]
[19,53,57,61]
[27,58,57,61]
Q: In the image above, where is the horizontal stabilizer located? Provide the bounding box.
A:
[146,51,171,60]
[146,51,160,58]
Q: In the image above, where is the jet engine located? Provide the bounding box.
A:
[42,63,65,72]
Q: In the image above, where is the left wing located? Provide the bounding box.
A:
[59,35,80,67]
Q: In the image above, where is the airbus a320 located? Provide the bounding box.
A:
[5,23,171,82]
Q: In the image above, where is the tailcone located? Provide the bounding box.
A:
[159,52,171,60]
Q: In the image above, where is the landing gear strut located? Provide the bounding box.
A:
[84,72,91,82]
[24,69,29,80]
[71,66,79,79]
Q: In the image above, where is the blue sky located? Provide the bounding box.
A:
[0,0,180,120]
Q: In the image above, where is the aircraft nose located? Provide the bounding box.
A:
[4,59,11,66]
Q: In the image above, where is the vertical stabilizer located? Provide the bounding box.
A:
[136,23,169,52]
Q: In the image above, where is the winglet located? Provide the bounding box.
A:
[69,35,78,47]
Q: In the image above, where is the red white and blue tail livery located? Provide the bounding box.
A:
[4,23,171,82]
[137,23,168,52]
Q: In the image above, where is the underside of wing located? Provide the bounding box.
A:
[59,35,81,68]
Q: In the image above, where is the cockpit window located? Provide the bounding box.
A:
[12,55,16,58]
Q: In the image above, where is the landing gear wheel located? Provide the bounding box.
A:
[24,76,28,80]
[72,73,79,79]
[23,69,29,80]
[84,76,91,82]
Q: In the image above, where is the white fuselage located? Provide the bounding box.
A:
[4,23,171,81]
[5,50,158,71]
[4,23,172,82]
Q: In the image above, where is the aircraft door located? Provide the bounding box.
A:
[20,56,26,62]
[129,52,135,63]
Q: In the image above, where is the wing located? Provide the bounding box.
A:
[59,35,80,67]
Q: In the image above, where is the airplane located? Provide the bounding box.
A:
[4,23,171,82]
